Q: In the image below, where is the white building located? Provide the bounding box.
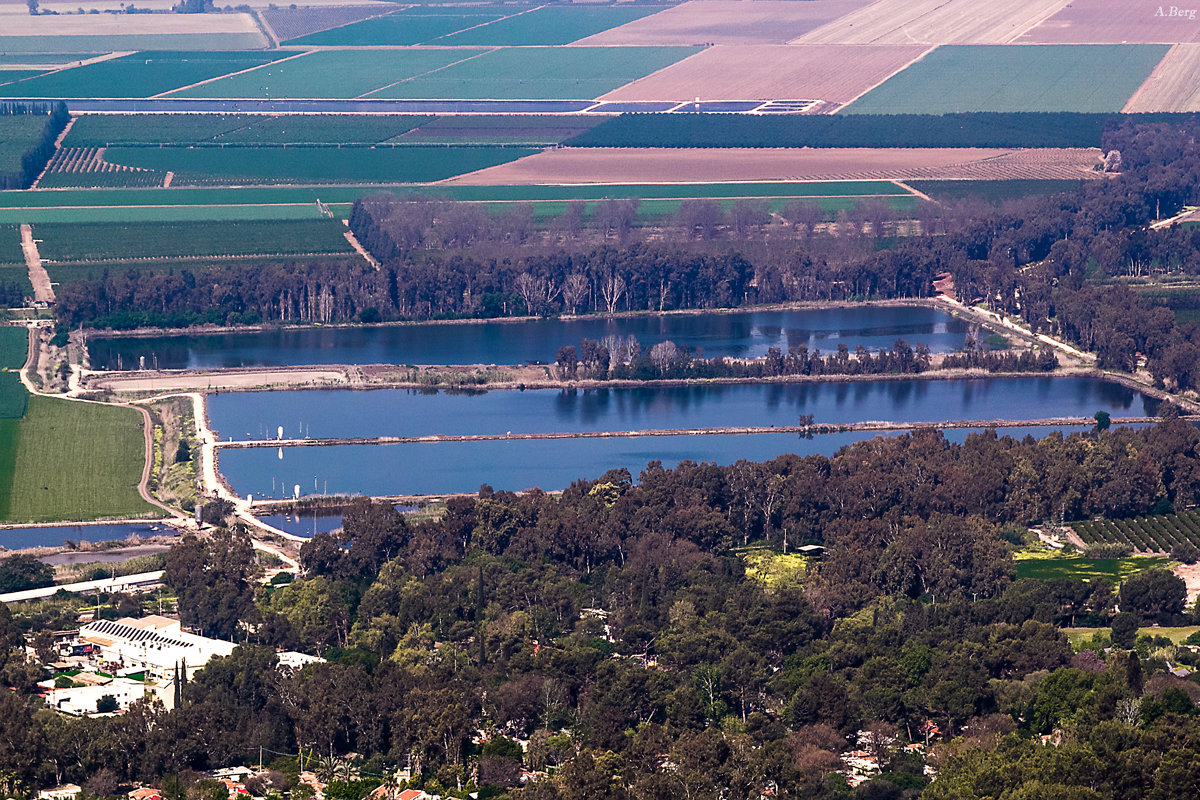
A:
[43,677,148,716]
[78,615,236,681]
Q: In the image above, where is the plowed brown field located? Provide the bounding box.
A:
[573,0,871,46]
[445,147,1106,185]
[1017,0,1200,43]
[793,0,1071,44]
[1124,44,1200,110]
[599,44,929,103]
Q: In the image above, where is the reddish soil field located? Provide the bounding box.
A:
[445,147,1106,185]
[573,0,872,46]
[262,4,393,43]
[794,0,1071,44]
[1124,44,1200,110]
[1017,0,1200,43]
[599,44,930,104]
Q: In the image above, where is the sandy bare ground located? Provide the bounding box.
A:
[20,224,54,305]
[1124,44,1200,111]
[91,368,349,393]
[0,9,264,35]
[1017,0,1200,43]
[573,0,872,46]
[446,147,1106,186]
[793,0,1071,44]
[599,44,929,103]
[1176,562,1200,604]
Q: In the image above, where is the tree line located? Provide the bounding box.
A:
[0,102,69,191]
[554,337,1058,381]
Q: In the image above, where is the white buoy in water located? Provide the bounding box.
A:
[277,425,284,440]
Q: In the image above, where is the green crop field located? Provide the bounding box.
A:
[1,224,23,263]
[101,145,536,185]
[0,265,31,296]
[843,44,1170,115]
[434,6,665,46]
[0,204,331,224]
[1014,554,1170,583]
[907,180,1087,203]
[34,219,355,262]
[284,6,510,46]
[175,49,478,100]
[0,394,156,523]
[0,71,50,87]
[0,33,266,55]
[366,46,701,100]
[38,170,166,190]
[0,51,289,99]
[0,326,28,370]
[0,180,917,224]
[67,114,432,146]
[0,373,27,420]
[394,115,604,145]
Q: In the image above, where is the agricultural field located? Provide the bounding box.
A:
[1014,552,1170,582]
[575,0,871,46]
[0,51,289,99]
[434,6,667,46]
[64,114,433,146]
[392,115,604,145]
[0,394,156,523]
[1124,44,1200,112]
[0,115,48,178]
[264,4,394,43]
[1017,0,1200,44]
[0,10,267,53]
[364,46,701,101]
[282,6,510,46]
[1073,510,1200,553]
[172,49,480,100]
[33,219,355,262]
[447,146,1105,185]
[97,144,537,185]
[843,44,1170,114]
[906,179,1087,203]
[793,0,1073,45]
[568,111,1131,149]
[0,71,52,87]
[599,44,929,103]
[0,327,27,370]
[39,147,164,189]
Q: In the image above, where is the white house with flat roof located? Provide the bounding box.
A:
[78,615,236,681]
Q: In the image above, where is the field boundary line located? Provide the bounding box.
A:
[153,50,313,98]
[356,47,498,99]
[835,44,937,112]
[892,180,935,203]
[423,4,545,45]
[252,8,280,48]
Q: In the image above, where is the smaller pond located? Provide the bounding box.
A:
[41,544,170,566]
[0,522,176,551]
